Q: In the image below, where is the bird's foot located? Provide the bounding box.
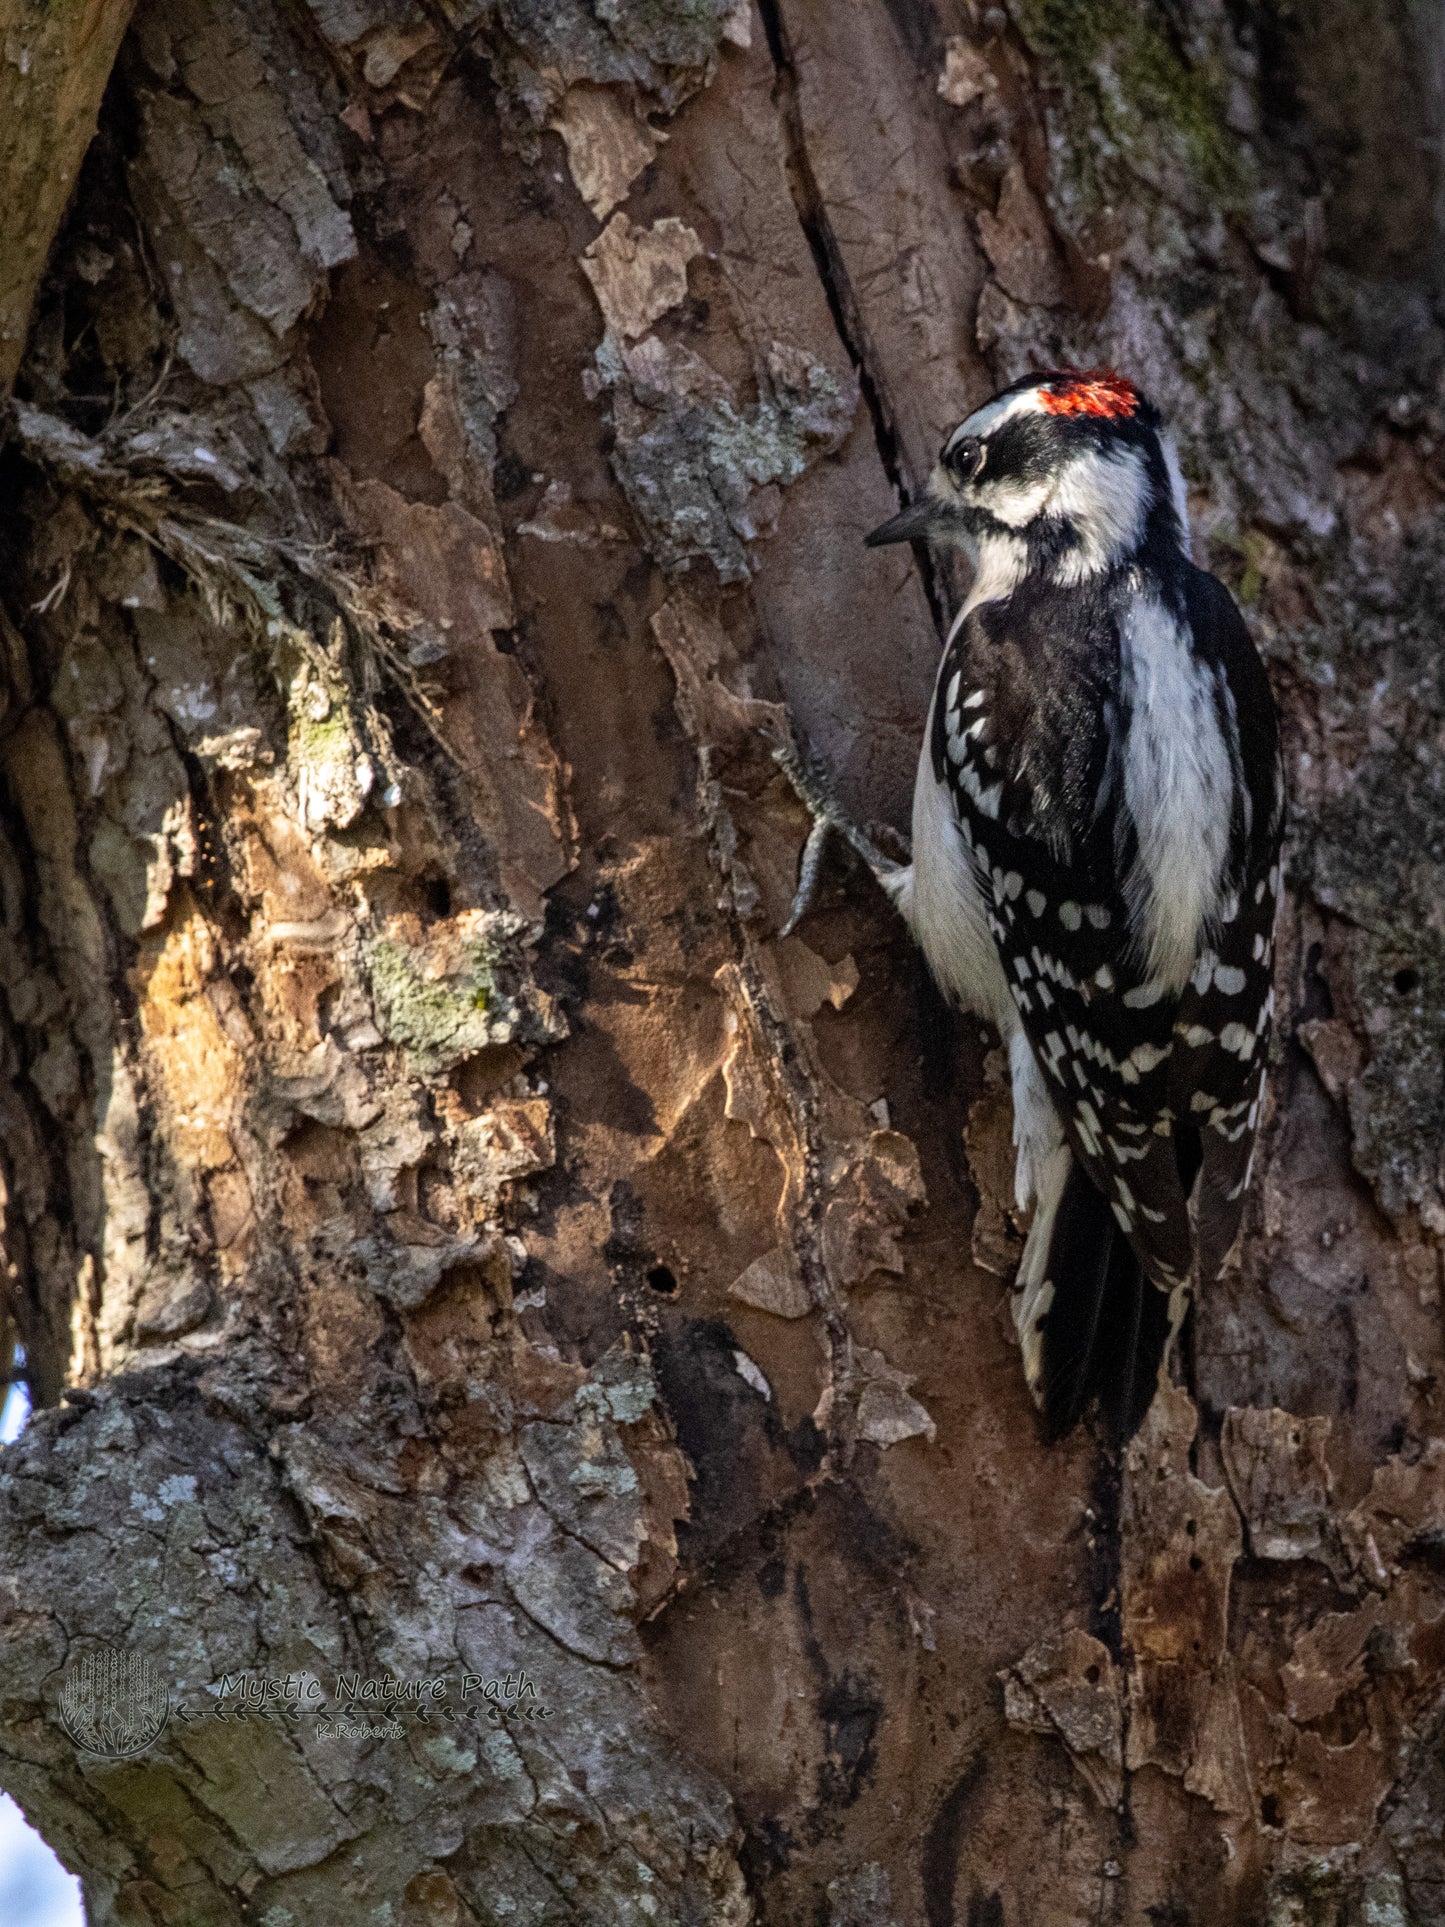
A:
[769,734,908,937]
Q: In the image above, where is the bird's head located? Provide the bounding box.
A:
[866,369,1189,581]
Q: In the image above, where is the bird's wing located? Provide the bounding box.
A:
[937,589,1195,1290]
[1169,569,1286,1281]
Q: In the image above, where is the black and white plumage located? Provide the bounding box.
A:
[866,370,1284,1442]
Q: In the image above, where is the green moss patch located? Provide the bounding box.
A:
[1011,0,1246,206]
[368,936,505,1078]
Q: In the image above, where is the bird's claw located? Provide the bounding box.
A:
[779,815,832,938]
[769,736,907,936]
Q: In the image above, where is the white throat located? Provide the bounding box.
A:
[970,444,1157,584]
[954,530,1029,629]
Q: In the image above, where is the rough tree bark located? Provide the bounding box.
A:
[0,2,1443,1923]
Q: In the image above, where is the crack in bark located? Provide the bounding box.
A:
[756,0,950,641]
[0,712,114,1399]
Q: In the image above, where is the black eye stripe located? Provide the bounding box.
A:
[944,434,985,482]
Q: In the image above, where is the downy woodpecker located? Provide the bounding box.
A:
[865,369,1284,1442]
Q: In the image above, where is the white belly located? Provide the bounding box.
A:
[892,691,1062,1212]
[901,691,1014,1031]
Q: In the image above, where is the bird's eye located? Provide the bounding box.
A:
[944,434,985,483]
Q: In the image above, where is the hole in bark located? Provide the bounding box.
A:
[1189,1554,1203,1572]
[757,1553,787,1598]
[1260,1793,1283,1830]
[1407,1528,1445,1575]
[281,1119,359,1187]
[1300,940,1333,1022]
[451,1045,527,1113]
[1085,1664,1100,1685]
[646,1265,678,1296]
[1394,967,1420,994]
[593,602,627,650]
[494,448,529,501]
[424,875,451,919]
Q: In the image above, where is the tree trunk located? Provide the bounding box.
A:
[0,2,1443,1923]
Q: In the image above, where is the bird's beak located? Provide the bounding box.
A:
[864,497,948,547]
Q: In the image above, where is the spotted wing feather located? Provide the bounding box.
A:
[1168,573,1285,1281]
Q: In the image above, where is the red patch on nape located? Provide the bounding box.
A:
[1037,368,1140,420]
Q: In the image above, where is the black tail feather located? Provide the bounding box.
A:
[1039,1160,1172,1445]
[1037,1163,1114,1439]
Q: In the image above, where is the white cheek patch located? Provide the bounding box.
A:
[978,473,1056,529]
[973,443,1151,575]
[1048,445,1150,582]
